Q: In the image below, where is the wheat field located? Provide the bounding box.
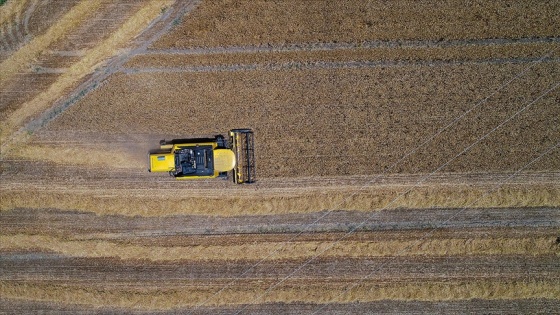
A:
[1,0,559,313]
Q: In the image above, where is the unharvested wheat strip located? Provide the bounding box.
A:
[1,234,557,261]
[0,279,558,309]
[42,63,558,144]
[0,0,172,149]
[152,0,560,48]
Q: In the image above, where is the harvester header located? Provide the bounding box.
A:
[148,129,255,184]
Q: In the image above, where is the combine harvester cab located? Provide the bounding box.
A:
[148,129,255,184]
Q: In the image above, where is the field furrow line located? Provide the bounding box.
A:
[142,37,560,56]
[2,254,558,282]
[121,57,560,74]
[2,208,559,238]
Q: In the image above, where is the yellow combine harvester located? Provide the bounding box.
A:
[148,129,255,184]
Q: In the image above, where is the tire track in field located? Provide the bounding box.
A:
[122,37,560,73]
[141,37,560,55]
[2,208,558,237]
[121,56,560,74]
[2,254,557,284]
[2,298,558,314]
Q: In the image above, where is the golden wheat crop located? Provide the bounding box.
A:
[2,0,559,312]
[42,60,560,177]
[152,0,560,48]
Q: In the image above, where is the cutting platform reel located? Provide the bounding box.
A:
[230,129,256,184]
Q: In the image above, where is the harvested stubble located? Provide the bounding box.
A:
[2,205,558,310]
[152,0,560,48]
